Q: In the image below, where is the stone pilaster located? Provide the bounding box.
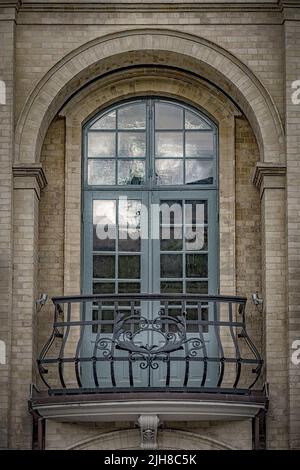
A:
[253,162,288,449]
[10,165,47,448]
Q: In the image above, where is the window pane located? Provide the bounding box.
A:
[118,255,140,279]
[160,281,183,293]
[118,200,141,227]
[155,132,183,158]
[118,160,145,185]
[155,103,183,129]
[88,160,115,185]
[93,282,115,295]
[185,160,213,185]
[90,111,116,130]
[93,225,116,251]
[93,255,115,279]
[160,226,183,251]
[155,160,183,185]
[185,226,208,251]
[186,281,208,294]
[93,200,116,225]
[185,200,207,225]
[118,132,146,158]
[185,132,214,157]
[118,104,146,129]
[119,228,141,252]
[161,254,183,278]
[185,111,211,130]
[159,200,182,225]
[186,254,208,278]
[118,282,140,293]
[88,132,115,158]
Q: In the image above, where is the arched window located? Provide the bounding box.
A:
[82,98,218,386]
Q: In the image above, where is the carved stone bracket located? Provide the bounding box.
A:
[13,163,47,199]
[138,415,160,450]
[252,162,286,198]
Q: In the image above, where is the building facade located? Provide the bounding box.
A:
[0,0,300,450]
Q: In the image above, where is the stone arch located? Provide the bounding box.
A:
[66,428,236,450]
[15,29,284,165]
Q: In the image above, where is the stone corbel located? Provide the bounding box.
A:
[138,415,160,450]
[252,162,286,199]
[13,163,47,200]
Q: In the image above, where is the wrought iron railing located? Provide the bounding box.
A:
[38,294,263,394]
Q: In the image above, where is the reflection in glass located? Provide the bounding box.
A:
[119,200,141,227]
[118,160,145,185]
[93,225,116,251]
[118,255,140,279]
[185,111,211,130]
[90,111,116,130]
[88,160,115,185]
[186,254,208,278]
[161,254,183,278]
[118,104,146,129]
[155,160,183,185]
[118,132,146,158]
[185,160,213,185]
[155,103,183,129]
[185,132,214,157]
[88,132,115,158]
[93,255,115,278]
[155,132,183,158]
[93,200,116,225]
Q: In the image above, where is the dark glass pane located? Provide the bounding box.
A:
[185,200,207,225]
[88,160,115,185]
[118,132,146,158]
[186,160,213,185]
[186,281,208,294]
[118,282,140,293]
[160,281,183,293]
[118,160,145,185]
[88,132,115,158]
[161,254,183,278]
[118,103,146,129]
[186,254,208,278]
[185,226,208,251]
[90,111,116,130]
[93,224,116,251]
[93,309,115,333]
[119,227,141,252]
[155,103,183,129]
[155,132,183,158]
[155,160,183,185]
[186,308,198,332]
[93,255,115,279]
[185,132,214,157]
[160,226,182,251]
[118,255,140,279]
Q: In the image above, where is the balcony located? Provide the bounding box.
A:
[29,294,268,449]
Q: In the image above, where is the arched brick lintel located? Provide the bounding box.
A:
[15,29,284,164]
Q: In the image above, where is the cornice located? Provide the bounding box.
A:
[0,1,22,10]
[252,162,286,191]
[13,163,47,191]
[19,2,283,14]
